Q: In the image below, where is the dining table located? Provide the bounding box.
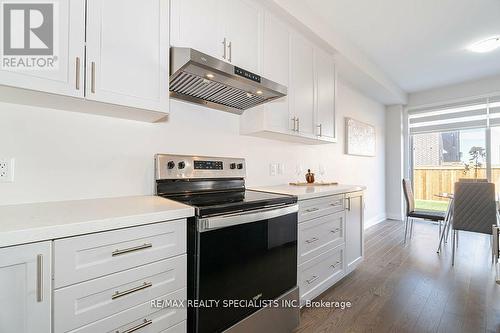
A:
[434,192,454,253]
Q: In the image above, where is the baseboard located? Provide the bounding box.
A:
[364,213,387,229]
[386,213,403,221]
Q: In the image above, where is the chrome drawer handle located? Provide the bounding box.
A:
[330,261,341,269]
[116,318,152,333]
[112,282,152,300]
[112,243,152,257]
[306,275,319,284]
[91,61,96,93]
[36,254,43,302]
[330,227,341,234]
[305,207,319,213]
[305,237,319,244]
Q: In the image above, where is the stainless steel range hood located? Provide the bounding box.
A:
[169,47,287,115]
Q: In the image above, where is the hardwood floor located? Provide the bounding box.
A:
[296,219,500,333]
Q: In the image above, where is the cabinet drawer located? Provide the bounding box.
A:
[54,219,186,288]
[67,288,186,333]
[298,245,344,301]
[298,211,344,265]
[54,255,186,333]
[298,195,344,222]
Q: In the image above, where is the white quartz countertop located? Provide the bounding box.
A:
[251,184,366,200]
[0,196,194,248]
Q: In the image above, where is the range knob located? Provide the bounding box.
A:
[178,161,186,169]
[167,161,175,169]
[237,163,244,170]
[230,163,236,169]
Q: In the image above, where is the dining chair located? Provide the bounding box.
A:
[452,181,498,266]
[402,179,446,244]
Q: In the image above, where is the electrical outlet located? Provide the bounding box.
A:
[0,158,14,182]
[269,163,277,176]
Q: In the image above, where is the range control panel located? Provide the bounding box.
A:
[155,154,246,180]
[194,160,223,170]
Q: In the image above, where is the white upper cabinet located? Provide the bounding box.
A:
[86,0,169,112]
[291,32,315,137]
[224,0,262,73]
[0,242,52,333]
[315,47,336,140]
[170,0,223,60]
[261,12,291,133]
[0,0,85,97]
[170,0,261,73]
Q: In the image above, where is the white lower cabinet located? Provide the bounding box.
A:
[0,241,52,333]
[53,219,186,288]
[298,244,344,302]
[53,220,188,333]
[298,211,344,265]
[54,255,186,332]
[297,192,364,303]
[345,192,364,273]
[66,288,187,333]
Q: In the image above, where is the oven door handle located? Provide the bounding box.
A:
[198,204,298,232]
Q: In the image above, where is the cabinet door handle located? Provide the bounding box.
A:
[330,200,342,206]
[317,124,322,136]
[228,41,232,62]
[305,237,319,244]
[330,260,341,269]
[291,117,296,131]
[36,254,43,302]
[112,282,152,300]
[75,57,80,90]
[117,318,153,333]
[330,227,341,234]
[296,118,300,132]
[346,197,351,211]
[112,243,152,257]
[305,207,319,213]
[306,275,319,284]
[222,38,227,59]
[91,61,96,93]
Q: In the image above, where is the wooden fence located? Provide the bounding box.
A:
[413,166,500,201]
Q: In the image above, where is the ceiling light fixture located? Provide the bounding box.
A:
[468,36,500,53]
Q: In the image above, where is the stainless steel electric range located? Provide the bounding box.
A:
[155,154,300,333]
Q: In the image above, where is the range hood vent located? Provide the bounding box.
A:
[169,47,287,115]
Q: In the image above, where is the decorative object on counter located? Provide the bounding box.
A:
[289,181,339,186]
[305,169,315,183]
[345,117,376,157]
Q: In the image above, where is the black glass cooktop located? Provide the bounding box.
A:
[161,190,297,217]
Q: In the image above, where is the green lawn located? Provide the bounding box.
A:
[415,199,448,212]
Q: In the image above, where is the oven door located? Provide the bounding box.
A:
[192,204,298,333]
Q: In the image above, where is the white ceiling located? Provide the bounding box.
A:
[302,0,500,93]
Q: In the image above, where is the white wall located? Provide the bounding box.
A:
[385,105,404,221]
[408,73,500,108]
[0,80,387,226]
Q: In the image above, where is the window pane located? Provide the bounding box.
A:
[412,128,487,211]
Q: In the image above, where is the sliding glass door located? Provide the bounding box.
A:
[411,129,486,211]
[408,98,494,212]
